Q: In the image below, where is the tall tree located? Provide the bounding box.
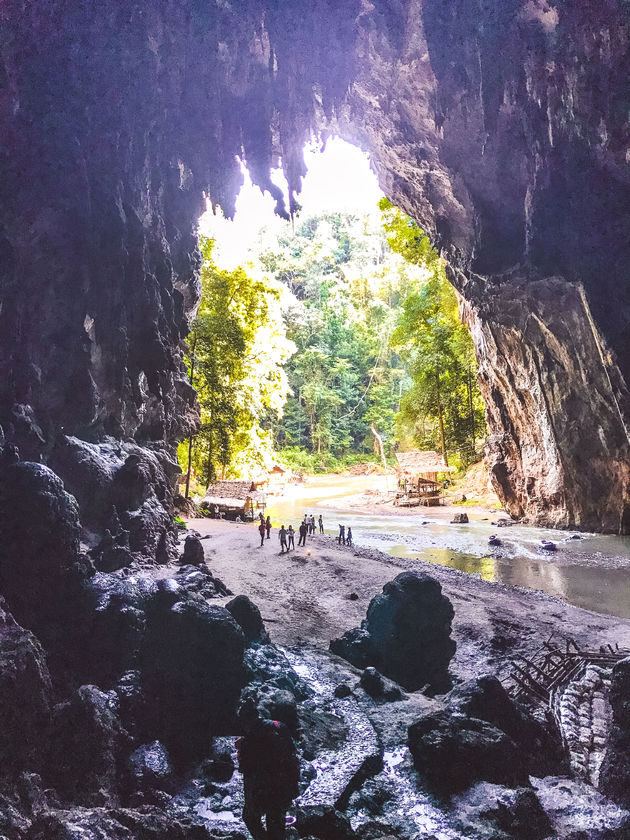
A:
[381,199,486,465]
[180,239,293,488]
[261,213,407,462]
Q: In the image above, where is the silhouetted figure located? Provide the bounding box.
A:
[309,515,315,535]
[259,512,265,526]
[287,525,295,550]
[266,516,272,540]
[338,524,346,545]
[279,525,288,554]
[318,515,324,534]
[258,521,266,547]
[346,526,353,546]
[237,699,299,840]
[298,521,307,547]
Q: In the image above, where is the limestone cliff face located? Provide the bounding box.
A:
[337,0,630,532]
[0,0,629,537]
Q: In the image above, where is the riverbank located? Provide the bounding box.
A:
[281,471,499,521]
[180,518,630,684]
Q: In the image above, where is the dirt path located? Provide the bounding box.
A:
[181,518,630,683]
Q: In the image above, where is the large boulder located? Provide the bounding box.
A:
[330,628,373,670]
[445,675,565,776]
[49,437,180,565]
[127,741,174,794]
[331,572,455,693]
[598,657,630,806]
[0,599,53,774]
[451,783,552,840]
[180,534,205,566]
[141,595,246,766]
[79,570,159,687]
[408,710,529,796]
[226,595,270,645]
[0,461,92,640]
[47,685,127,804]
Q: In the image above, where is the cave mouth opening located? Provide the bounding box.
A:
[181,137,487,494]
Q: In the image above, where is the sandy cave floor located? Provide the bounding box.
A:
[172,518,630,685]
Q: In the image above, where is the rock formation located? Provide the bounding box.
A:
[0,0,628,537]
[330,571,456,692]
[1,1,630,833]
[598,657,630,806]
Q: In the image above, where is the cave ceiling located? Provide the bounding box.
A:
[0,0,629,532]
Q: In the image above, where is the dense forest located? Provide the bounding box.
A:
[179,202,486,492]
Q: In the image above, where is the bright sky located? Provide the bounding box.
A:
[199,137,383,269]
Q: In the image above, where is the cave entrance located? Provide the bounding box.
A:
[181,138,487,497]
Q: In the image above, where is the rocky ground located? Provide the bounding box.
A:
[3,457,630,840]
[184,518,630,680]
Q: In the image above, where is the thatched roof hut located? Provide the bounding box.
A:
[200,480,262,517]
[395,450,455,481]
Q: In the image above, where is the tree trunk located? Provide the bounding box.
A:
[184,334,197,497]
[184,436,195,498]
[436,368,449,466]
[370,424,388,471]
[467,367,476,450]
[205,442,214,487]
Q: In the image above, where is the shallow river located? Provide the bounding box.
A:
[266,480,630,619]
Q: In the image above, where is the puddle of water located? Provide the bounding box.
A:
[266,486,630,619]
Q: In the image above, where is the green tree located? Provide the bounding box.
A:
[381,199,485,465]
[262,213,406,461]
[180,239,293,491]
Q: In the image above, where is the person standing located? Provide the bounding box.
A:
[266,515,272,540]
[237,699,300,840]
[298,520,307,547]
[259,511,265,526]
[338,524,345,545]
[279,525,288,554]
[287,525,295,551]
[318,514,324,534]
[346,526,353,546]
[258,520,266,547]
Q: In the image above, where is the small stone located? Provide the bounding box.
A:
[334,683,352,699]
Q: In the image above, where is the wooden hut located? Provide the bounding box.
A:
[200,480,262,520]
[266,464,287,495]
[394,450,455,506]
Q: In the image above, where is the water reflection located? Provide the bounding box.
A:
[266,490,630,619]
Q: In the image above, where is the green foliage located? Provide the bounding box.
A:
[278,447,385,474]
[382,201,486,465]
[180,239,293,487]
[181,202,487,484]
[263,212,411,460]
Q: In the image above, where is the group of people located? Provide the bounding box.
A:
[257,512,326,553]
[280,513,323,553]
[337,523,353,545]
[257,514,272,547]
[258,512,354,553]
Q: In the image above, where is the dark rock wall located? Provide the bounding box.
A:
[1,0,629,534]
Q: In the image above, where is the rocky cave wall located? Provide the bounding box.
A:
[1,0,629,536]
